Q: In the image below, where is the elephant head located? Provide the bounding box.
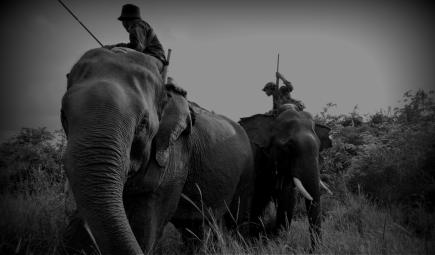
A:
[240,107,331,248]
[61,48,192,254]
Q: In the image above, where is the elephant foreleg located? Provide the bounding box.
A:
[124,180,185,253]
[275,186,296,233]
[124,195,161,253]
[225,180,254,236]
[124,194,174,252]
[249,193,272,237]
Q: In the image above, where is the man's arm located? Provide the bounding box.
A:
[145,28,167,64]
[276,72,293,91]
[128,23,146,52]
[126,21,167,65]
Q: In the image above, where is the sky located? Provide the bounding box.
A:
[0,0,434,142]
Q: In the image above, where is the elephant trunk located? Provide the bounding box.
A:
[64,108,144,255]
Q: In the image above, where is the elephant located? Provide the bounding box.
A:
[61,47,254,254]
[239,105,332,249]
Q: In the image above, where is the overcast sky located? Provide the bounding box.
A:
[0,0,433,141]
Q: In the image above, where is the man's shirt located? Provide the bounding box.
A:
[127,19,166,65]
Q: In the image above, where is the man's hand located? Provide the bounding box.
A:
[115,43,129,47]
[103,43,129,49]
[103,44,115,49]
[283,80,293,87]
[276,71,288,81]
[276,71,293,91]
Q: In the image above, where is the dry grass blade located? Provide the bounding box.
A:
[180,193,202,215]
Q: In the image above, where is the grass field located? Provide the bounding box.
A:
[1,184,433,254]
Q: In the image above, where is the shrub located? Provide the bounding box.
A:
[0,128,68,254]
[346,121,435,206]
[0,128,65,194]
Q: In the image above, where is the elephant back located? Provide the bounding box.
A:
[189,101,246,141]
[67,47,162,90]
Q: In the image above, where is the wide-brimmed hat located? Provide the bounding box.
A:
[118,4,141,21]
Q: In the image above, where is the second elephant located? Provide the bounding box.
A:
[240,107,332,248]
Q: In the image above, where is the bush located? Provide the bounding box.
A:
[0,128,68,254]
[346,121,435,206]
[0,128,66,194]
[0,191,68,254]
[316,90,435,240]
[317,90,435,206]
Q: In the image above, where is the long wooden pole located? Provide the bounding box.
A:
[276,53,280,87]
[57,0,104,47]
[273,53,280,110]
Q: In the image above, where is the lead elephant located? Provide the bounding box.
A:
[61,47,254,254]
[239,106,332,249]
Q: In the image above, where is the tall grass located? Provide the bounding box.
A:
[2,187,431,254]
[1,169,433,254]
[155,192,433,255]
[0,189,68,254]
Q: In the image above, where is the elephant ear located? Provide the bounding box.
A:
[314,123,332,151]
[155,89,192,167]
[239,114,274,149]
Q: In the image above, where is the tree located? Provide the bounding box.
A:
[395,89,435,123]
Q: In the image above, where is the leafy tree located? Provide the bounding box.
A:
[394,89,435,123]
[0,127,65,194]
[317,90,435,213]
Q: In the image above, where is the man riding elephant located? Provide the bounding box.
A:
[106,4,167,73]
[263,71,305,112]
[61,47,255,255]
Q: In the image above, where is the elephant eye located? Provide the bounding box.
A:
[135,117,149,135]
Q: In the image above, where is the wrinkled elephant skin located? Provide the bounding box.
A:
[61,48,254,254]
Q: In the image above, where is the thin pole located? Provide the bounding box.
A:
[276,53,280,87]
[57,0,104,47]
[273,53,280,110]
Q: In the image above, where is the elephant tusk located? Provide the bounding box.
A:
[320,180,333,195]
[293,177,313,201]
